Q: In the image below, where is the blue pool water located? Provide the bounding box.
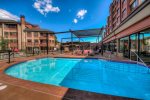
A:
[5,58,150,99]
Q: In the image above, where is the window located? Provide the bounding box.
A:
[130,0,138,12]
[40,40,46,44]
[130,34,138,52]
[49,34,53,37]
[4,32,9,38]
[119,36,130,57]
[52,40,54,43]
[116,0,120,4]
[117,8,120,15]
[40,33,46,37]
[34,40,38,43]
[10,32,17,36]
[141,0,145,3]
[13,39,17,43]
[34,32,38,37]
[27,32,32,37]
[9,39,14,43]
[27,39,32,43]
[4,24,17,28]
[122,8,126,18]
[117,17,119,23]
[27,39,32,45]
[122,0,126,5]
[139,30,150,59]
[114,22,116,27]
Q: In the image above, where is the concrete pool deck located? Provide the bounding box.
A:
[0,54,137,100]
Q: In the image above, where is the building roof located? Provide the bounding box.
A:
[24,28,54,33]
[25,21,39,27]
[0,19,18,23]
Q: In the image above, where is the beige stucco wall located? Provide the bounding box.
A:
[0,21,56,51]
[17,24,22,50]
[21,23,26,50]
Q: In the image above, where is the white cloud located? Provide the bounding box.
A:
[73,9,87,24]
[73,19,78,24]
[33,0,60,16]
[0,9,19,21]
[77,9,87,19]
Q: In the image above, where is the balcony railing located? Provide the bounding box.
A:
[4,36,8,38]
[27,35,32,38]
[9,43,18,47]
[34,43,39,46]
[39,36,47,39]
[26,42,33,46]
[10,35,17,38]
[4,27,17,30]
[34,36,39,38]
[40,43,47,46]
[26,42,40,47]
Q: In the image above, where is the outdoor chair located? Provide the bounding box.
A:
[83,50,94,56]
[94,50,99,54]
[75,50,82,55]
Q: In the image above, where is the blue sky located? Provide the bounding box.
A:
[0,0,112,42]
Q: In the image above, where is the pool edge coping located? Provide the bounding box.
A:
[0,55,146,100]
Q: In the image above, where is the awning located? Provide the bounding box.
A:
[54,28,104,38]
[71,28,103,38]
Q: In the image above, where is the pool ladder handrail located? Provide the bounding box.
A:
[130,50,149,73]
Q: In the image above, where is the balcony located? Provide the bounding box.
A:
[49,43,55,46]
[26,42,33,47]
[34,43,39,46]
[27,35,32,38]
[9,43,18,47]
[4,27,17,31]
[34,36,39,38]
[4,36,8,38]
[39,36,47,39]
[40,43,47,46]
[49,37,55,40]
[10,35,17,38]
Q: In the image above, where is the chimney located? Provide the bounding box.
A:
[20,15,25,25]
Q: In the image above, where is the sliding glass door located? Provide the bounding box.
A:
[130,34,138,60]
[139,30,150,64]
[119,36,130,58]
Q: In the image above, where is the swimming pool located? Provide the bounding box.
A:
[5,58,150,99]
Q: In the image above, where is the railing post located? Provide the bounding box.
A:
[8,50,10,63]
[130,50,131,61]
[137,55,138,64]
[130,50,149,73]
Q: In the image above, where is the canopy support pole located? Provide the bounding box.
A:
[61,38,63,54]
[69,29,74,55]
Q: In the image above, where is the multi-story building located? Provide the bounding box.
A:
[0,19,19,50]
[0,16,56,52]
[103,0,150,64]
